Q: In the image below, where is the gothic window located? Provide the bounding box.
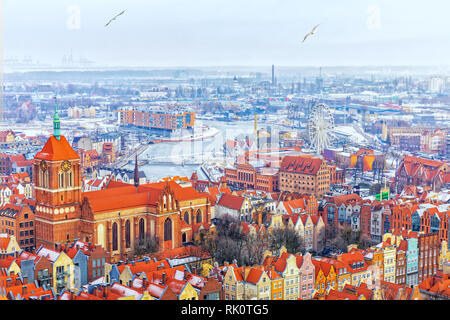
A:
[184,211,189,224]
[164,218,172,241]
[196,210,203,223]
[139,218,145,240]
[125,220,131,248]
[112,222,118,251]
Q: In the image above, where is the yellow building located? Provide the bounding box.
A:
[0,235,20,254]
[36,247,74,294]
[118,265,134,287]
[178,282,199,300]
[364,248,384,283]
[243,267,271,300]
[378,243,396,283]
[110,283,154,300]
[268,213,284,232]
[24,183,33,199]
[319,258,350,291]
[277,253,300,300]
[223,266,245,300]
[313,263,336,296]
[0,258,21,275]
[266,267,283,300]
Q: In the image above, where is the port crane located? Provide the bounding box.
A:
[228,102,239,120]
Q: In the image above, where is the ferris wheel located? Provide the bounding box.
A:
[307,103,335,154]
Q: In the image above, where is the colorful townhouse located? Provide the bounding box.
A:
[0,254,21,275]
[275,253,300,300]
[418,232,440,284]
[377,240,397,283]
[17,250,53,288]
[364,247,384,284]
[338,251,372,286]
[262,248,300,300]
[242,267,271,300]
[311,259,337,297]
[395,244,407,285]
[215,193,253,221]
[0,203,35,253]
[406,236,419,286]
[223,265,245,300]
[0,234,20,254]
[264,266,283,300]
[36,246,75,294]
[296,252,315,300]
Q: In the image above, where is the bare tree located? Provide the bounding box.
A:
[133,234,160,257]
[243,230,269,266]
[269,227,305,255]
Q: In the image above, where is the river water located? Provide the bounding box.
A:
[125,119,291,182]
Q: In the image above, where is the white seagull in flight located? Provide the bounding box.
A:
[105,10,126,27]
[302,24,320,43]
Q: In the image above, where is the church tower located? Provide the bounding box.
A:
[34,99,83,249]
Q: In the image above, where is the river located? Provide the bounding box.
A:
[124,119,292,182]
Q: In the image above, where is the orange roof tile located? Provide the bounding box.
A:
[34,135,79,161]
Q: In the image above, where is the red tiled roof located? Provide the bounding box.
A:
[217,193,245,211]
[0,237,11,250]
[245,267,264,284]
[34,135,79,161]
[280,155,323,175]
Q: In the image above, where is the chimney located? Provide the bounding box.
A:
[22,284,28,296]
[161,272,167,285]
[6,278,13,288]
[22,276,28,285]
[142,278,148,289]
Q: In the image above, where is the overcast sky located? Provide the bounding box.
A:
[3,0,450,67]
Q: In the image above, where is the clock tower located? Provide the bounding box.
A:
[34,101,83,249]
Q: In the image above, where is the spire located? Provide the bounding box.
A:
[53,95,61,140]
[134,153,139,190]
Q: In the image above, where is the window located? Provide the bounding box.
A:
[112,222,118,251]
[164,218,172,241]
[138,218,145,240]
[125,220,131,248]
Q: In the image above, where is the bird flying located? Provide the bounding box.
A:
[105,10,126,27]
[302,24,320,43]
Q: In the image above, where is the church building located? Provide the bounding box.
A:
[34,103,212,262]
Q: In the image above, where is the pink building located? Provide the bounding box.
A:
[296,252,315,300]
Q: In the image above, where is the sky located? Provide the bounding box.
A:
[2,0,450,67]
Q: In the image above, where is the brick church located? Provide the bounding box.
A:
[34,104,212,262]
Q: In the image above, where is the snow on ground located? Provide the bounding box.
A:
[334,125,368,144]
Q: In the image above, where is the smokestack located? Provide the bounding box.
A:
[272,65,275,85]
